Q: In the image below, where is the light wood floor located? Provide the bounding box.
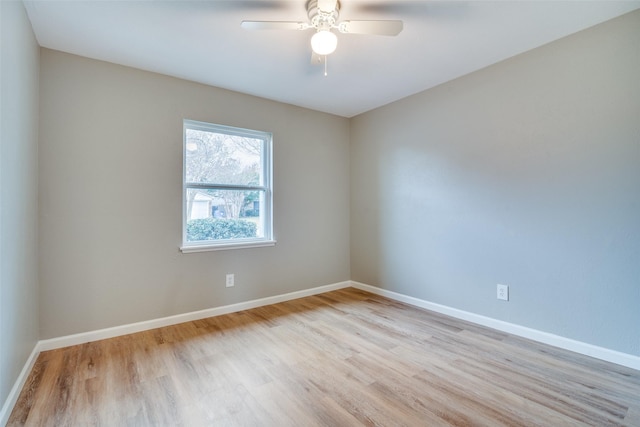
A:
[9,288,640,426]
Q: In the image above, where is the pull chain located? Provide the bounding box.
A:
[324,55,328,77]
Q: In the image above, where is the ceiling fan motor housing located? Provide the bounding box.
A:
[307,0,340,31]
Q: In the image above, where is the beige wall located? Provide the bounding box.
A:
[6,6,638,389]
[39,49,350,338]
[0,1,40,413]
[350,10,640,356]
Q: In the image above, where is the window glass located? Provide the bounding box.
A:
[182,120,273,252]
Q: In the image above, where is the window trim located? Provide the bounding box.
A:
[180,119,275,253]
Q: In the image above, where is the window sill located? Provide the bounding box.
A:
[180,240,276,253]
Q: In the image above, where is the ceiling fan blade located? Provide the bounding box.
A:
[338,20,403,36]
[311,52,323,65]
[241,21,308,31]
[209,1,289,12]
[317,0,338,13]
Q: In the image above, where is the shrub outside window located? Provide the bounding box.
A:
[181,120,274,252]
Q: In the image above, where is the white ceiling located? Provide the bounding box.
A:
[23,0,640,118]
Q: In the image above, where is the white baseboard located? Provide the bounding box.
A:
[4,278,637,424]
[38,281,352,351]
[350,281,640,371]
[1,281,351,423]
[0,345,40,427]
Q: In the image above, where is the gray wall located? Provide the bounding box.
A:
[0,0,40,411]
[5,7,639,396]
[39,50,350,339]
[350,10,640,356]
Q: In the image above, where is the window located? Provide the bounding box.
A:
[181,120,274,252]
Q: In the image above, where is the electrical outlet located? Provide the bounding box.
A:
[497,284,509,301]
[226,274,234,288]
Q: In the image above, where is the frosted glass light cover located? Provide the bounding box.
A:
[311,30,337,55]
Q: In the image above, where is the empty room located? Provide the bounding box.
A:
[1,1,639,425]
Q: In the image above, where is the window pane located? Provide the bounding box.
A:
[182,120,272,251]
[186,188,265,242]
[185,129,263,186]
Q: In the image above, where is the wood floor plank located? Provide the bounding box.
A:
[8,288,640,426]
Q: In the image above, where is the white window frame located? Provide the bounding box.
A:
[180,119,275,253]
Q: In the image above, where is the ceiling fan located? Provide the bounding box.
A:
[241,0,403,74]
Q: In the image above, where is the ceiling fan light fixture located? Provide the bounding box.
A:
[311,30,337,56]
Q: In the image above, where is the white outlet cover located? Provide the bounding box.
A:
[497,284,509,301]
